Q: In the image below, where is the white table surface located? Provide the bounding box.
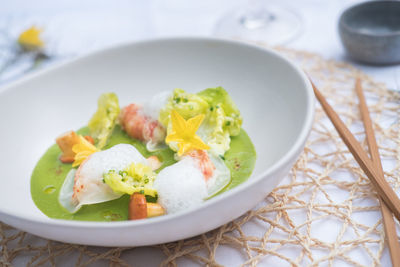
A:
[1,0,398,266]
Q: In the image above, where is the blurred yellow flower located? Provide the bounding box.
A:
[72,136,98,167]
[17,26,44,51]
[166,110,210,156]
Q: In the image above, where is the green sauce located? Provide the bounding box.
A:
[31,126,256,221]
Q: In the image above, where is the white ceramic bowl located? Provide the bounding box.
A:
[0,38,314,246]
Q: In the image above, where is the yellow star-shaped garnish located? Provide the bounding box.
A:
[165,110,210,156]
[72,136,99,167]
[17,26,44,51]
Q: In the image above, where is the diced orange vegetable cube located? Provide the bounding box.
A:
[129,193,147,220]
[56,131,80,163]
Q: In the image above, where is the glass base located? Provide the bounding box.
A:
[213,5,302,45]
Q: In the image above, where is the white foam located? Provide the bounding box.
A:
[154,157,207,214]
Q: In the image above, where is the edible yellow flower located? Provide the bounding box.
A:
[17,26,44,51]
[72,136,98,167]
[165,110,210,156]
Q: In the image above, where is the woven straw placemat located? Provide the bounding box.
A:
[1,46,399,267]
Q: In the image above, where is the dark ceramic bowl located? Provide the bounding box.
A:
[339,0,400,65]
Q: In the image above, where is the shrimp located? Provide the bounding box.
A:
[71,155,91,201]
[186,150,215,181]
[119,104,166,146]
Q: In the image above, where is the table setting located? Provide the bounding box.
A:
[0,0,399,266]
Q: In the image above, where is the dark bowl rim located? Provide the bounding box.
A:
[339,0,400,37]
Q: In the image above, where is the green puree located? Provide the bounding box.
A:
[31,125,256,221]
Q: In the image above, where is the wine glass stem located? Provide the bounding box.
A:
[239,8,275,29]
[239,0,277,30]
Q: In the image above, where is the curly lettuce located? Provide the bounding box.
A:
[159,87,242,155]
[103,163,157,197]
[159,88,209,126]
[197,87,242,136]
[88,93,120,149]
[197,106,230,156]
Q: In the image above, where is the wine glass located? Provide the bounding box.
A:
[214,0,302,45]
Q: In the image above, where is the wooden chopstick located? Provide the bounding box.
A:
[355,78,400,266]
[310,79,400,222]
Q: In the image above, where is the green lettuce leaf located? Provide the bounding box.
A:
[197,87,242,136]
[88,93,120,149]
[197,106,231,156]
[159,88,209,127]
[197,87,242,155]
[103,163,157,197]
[159,87,242,155]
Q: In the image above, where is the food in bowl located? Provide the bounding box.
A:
[31,87,256,221]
